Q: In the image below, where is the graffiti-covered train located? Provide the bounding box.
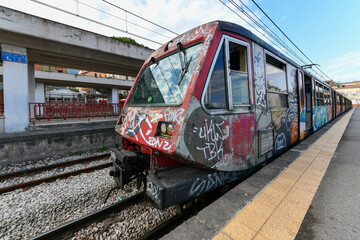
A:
[109,21,351,209]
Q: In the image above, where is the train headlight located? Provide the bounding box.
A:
[160,123,167,134]
[167,123,174,136]
[158,122,176,138]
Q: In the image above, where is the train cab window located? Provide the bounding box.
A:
[203,36,251,112]
[265,54,288,108]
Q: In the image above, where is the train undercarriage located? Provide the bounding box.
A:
[108,147,250,209]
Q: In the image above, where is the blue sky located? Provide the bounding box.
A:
[257,0,360,82]
[1,0,359,82]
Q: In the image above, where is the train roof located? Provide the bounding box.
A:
[216,20,331,89]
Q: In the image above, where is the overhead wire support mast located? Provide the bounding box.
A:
[251,0,333,81]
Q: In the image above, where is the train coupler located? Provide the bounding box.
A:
[109,148,149,189]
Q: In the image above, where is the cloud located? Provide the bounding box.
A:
[321,52,360,82]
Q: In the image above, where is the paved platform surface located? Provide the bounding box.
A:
[163,109,355,240]
[296,108,360,239]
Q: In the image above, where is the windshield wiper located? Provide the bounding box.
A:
[177,56,192,86]
[176,42,192,86]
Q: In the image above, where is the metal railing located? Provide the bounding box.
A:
[29,102,124,123]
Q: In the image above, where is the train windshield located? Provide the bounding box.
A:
[129,43,203,106]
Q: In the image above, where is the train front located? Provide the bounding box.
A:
[110,22,238,209]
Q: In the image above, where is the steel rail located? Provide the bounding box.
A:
[137,203,199,240]
[30,192,145,240]
[0,153,110,180]
[0,162,112,194]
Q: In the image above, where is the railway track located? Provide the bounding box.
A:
[30,192,145,240]
[30,191,196,240]
[0,153,111,194]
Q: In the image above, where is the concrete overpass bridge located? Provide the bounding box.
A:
[0,6,154,132]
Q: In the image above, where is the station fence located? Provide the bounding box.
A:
[29,102,124,123]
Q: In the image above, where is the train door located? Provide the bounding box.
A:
[304,74,313,134]
[297,70,306,140]
[197,34,255,171]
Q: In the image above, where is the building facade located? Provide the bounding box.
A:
[330,81,360,107]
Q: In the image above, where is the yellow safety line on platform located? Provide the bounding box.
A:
[213,109,354,240]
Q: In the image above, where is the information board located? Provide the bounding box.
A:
[1,51,27,63]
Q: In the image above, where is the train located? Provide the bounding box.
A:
[109,21,351,209]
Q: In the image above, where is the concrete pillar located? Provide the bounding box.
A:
[108,88,119,104]
[108,88,119,114]
[28,62,35,102]
[35,82,45,103]
[1,44,29,132]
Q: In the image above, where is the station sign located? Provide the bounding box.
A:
[1,51,27,63]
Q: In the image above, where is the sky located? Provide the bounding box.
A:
[1,0,359,83]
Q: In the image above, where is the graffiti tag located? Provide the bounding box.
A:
[148,137,171,150]
[188,172,239,197]
[146,181,161,206]
[125,113,147,137]
[286,99,298,132]
[164,109,184,124]
[193,120,228,161]
[275,132,286,151]
[254,51,267,107]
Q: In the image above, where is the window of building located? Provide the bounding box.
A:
[203,36,251,112]
[266,54,287,108]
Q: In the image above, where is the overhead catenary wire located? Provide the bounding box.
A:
[102,0,179,36]
[236,0,307,65]
[219,0,332,81]
[229,0,307,66]
[77,0,174,40]
[220,0,302,65]
[218,0,287,58]
[250,0,333,81]
[31,0,176,46]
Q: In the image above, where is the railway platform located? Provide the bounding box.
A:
[163,108,358,240]
[0,118,119,166]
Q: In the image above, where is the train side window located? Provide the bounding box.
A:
[204,43,227,109]
[265,54,288,108]
[316,82,324,106]
[203,35,252,113]
[228,42,250,106]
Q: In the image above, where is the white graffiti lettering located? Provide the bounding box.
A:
[211,149,234,169]
[146,182,161,206]
[189,174,222,197]
[164,109,184,124]
[194,120,227,161]
[148,137,171,150]
[286,99,298,131]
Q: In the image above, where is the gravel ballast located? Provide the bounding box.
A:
[0,167,141,239]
